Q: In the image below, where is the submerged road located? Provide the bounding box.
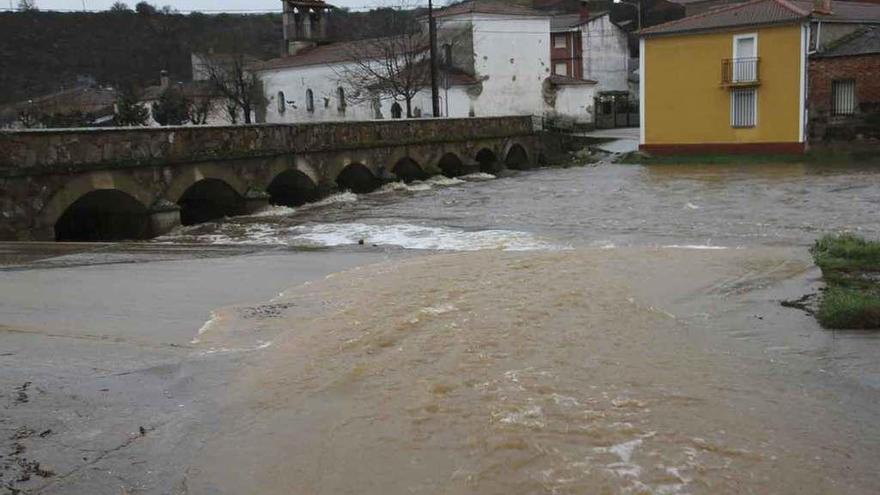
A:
[2,162,880,494]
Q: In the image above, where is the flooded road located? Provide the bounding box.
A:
[190,248,880,494]
[3,162,880,494]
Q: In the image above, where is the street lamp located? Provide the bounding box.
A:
[614,0,641,32]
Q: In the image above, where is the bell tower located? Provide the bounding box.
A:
[283,0,334,55]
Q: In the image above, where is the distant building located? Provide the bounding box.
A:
[254,0,606,126]
[639,0,880,154]
[0,85,116,129]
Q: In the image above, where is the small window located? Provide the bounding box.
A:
[832,79,856,116]
[277,91,286,114]
[391,102,402,119]
[731,88,757,128]
[337,87,346,112]
[442,43,453,67]
[306,89,314,113]
[553,34,566,49]
[554,62,568,76]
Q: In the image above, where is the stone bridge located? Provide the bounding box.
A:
[0,116,540,241]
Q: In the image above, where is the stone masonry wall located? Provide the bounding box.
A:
[0,117,535,176]
[809,54,880,141]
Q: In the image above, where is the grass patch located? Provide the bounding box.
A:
[811,233,880,330]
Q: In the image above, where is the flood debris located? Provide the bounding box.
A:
[780,293,818,315]
[238,302,296,320]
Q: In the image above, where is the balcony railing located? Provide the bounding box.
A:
[722,57,760,87]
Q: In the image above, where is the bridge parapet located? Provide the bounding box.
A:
[0,116,535,176]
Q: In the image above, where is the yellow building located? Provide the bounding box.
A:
[639,0,832,154]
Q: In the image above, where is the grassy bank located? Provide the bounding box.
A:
[811,234,880,330]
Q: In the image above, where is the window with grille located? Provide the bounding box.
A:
[832,79,856,116]
[730,88,757,128]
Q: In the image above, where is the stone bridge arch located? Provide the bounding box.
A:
[502,140,532,170]
[267,167,321,206]
[38,172,156,241]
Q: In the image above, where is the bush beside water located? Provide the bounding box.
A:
[811,233,880,330]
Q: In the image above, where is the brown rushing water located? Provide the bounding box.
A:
[189,247,879,494]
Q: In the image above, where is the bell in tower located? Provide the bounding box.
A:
[282,0,334,56]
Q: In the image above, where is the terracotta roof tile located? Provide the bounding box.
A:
[640,0,806,36]
[642,0,880,37]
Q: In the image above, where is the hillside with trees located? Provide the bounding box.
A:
[0,6,283,105]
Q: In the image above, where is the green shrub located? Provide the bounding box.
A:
[817,287,880,330]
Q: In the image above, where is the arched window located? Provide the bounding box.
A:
[306,89,314,113]
[391,102,402,119]
[337,87,346,112]
[277,91,286,114]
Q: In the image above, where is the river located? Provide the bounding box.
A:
[2,162,880,494]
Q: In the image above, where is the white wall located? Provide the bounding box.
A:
[259,12,608,124]
[581,14,630,93]
[545,84,596,124]
[467,14,552,118]
[260,63,376,123]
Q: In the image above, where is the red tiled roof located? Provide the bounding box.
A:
[641,0,880,36]
[640,0,806,36]
[433,0,547,18]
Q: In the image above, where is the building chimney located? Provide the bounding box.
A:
[579,1,590,22]
[159,70,170,89]
[813,0,832,14]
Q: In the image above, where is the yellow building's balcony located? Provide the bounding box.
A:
[721,57,761,87]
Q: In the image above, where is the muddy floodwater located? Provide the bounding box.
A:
[2,162,880,494]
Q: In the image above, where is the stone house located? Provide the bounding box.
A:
[809,26,880,140]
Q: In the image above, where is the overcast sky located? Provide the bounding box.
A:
[12,0,429,13]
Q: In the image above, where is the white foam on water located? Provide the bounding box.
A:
[287,222,562,251]
[191,310,221,344]
[460,172,496,181]
[245,205,297,218]
[662,245,728,250]
[195,340,274,357]
[305,191,359,208]
[420,303,457,315]
[685,202,700,210]
[423,175,466,186]
[374,181,432,194]
[494,404,545,429]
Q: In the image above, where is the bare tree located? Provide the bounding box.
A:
[336,6,429,118]
[17,0,38,11]
[201,52,265,125]
[188,95,214,125]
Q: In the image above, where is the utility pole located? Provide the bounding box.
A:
[428,0,441,117]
